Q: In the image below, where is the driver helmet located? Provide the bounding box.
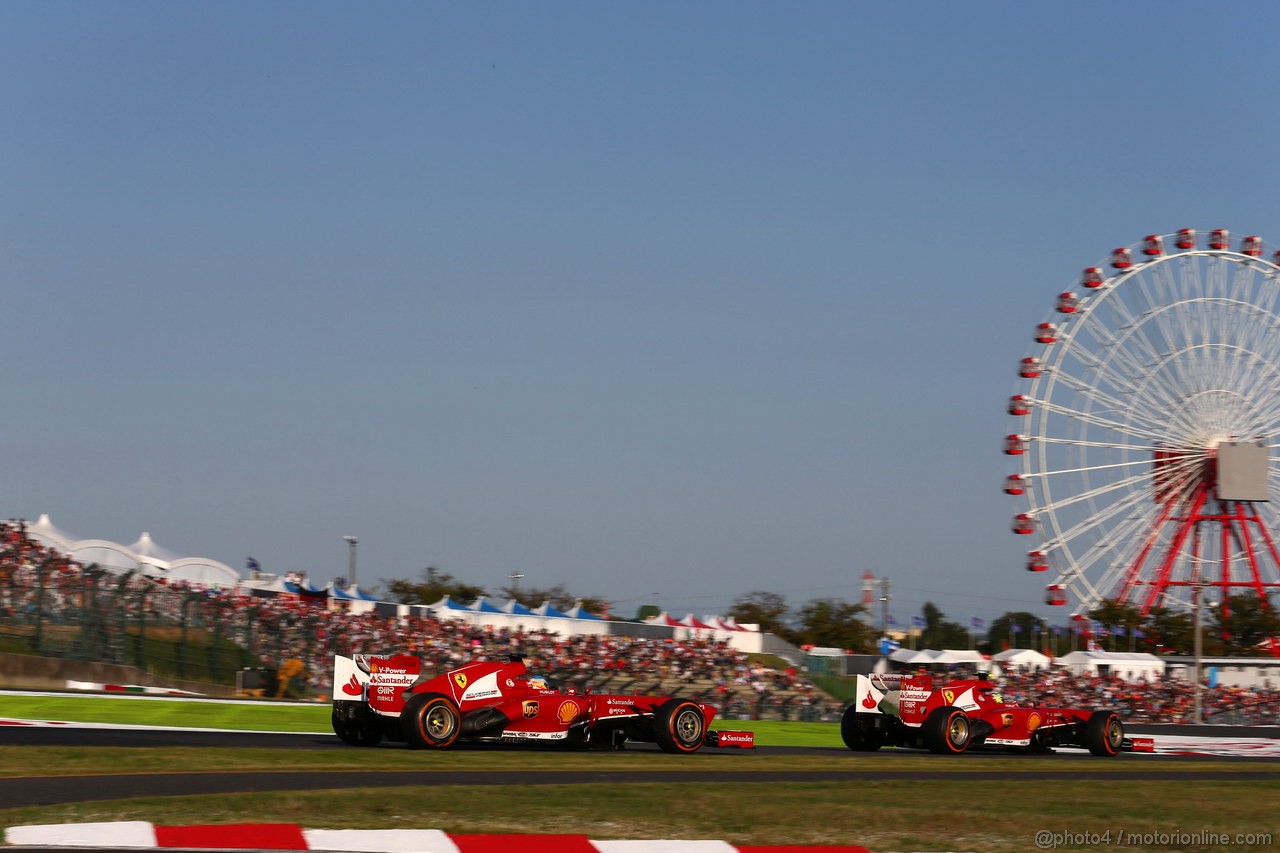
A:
[524,675,548,690]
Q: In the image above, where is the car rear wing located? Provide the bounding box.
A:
[332,654,422,714]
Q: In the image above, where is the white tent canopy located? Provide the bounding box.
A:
[929,649,989,665]
[1055,651,1165,682]
[24,513,241,588]
[888,648,936,664]
[992,648,1051,671]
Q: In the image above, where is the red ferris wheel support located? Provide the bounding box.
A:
[1112,448,1280,654]
[1115,484,1280,613]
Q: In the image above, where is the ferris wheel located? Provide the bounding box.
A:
[1005,229,1280,618]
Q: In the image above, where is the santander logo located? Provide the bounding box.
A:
[861,691,878,710]
[342,674,363,696]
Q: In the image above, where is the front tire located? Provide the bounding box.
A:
[1084,710,1123,757]
[840,708,884,751]
[400,692,461,749]
[653,699,706,754]
[922,705,971,755]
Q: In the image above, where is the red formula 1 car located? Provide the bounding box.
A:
[331,653,753,753]
[841,673,1147,756]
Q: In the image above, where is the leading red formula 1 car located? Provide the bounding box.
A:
[331,653,753,753]
[841,672,1148,756]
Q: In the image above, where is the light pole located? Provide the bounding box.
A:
[343,535,358,587]
[508,571,525,600]
[879,577,891,638]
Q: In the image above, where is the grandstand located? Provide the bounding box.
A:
[3,518,1275,724]
[0,520,828,718]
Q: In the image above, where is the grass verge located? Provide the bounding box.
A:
[2,693,1278,851]
[1,777,1276,852]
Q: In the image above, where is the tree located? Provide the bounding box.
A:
[985,611,1046,653]
[793,599,872,652]
[496,582,611,617]
[385,566,486,606]
[1128,606,1186,654]
[1087,599,1145,651]
[1212,594,1280,655]
[726,591,792,636]
[918,602,970,650]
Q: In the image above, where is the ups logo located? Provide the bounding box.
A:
[453,673,468,690]
[523,701,539,719]
[1002,713,1014,729]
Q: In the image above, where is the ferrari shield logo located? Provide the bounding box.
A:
[1002,713,1014,729]
[523,701,539,719]
[942,689,955,705]
[453,673,468,690]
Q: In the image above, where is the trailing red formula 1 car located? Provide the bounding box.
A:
[331,653,753,753]
[841,672,1148,756]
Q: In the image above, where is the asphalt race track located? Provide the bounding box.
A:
[1,724,1278,809]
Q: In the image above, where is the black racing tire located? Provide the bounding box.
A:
[400,692,461,749]
[331,702,383,747]
[922,705,971,755]
[840,707,884,751]
[653,699,706,754]
[1084,710,1123,757]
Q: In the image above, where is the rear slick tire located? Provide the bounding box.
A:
[922,705,971,755]
[331,703,383,747]
[840,708,884,751]
[400,692,461,749]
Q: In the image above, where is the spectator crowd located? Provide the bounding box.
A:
[2,521,1277,724]
[993,666,1279,725]
[0,521,832,719]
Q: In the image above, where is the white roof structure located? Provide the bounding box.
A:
[992,648,1051,671]
[1055,650,1166,681]
[19,513,239,588]
[930,649,989,665]
[888,648,936,664]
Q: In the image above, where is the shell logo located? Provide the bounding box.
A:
[1026,712,1042,732]
[557,700,581,725]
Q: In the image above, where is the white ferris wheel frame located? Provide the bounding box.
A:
[1009,231,1280,616]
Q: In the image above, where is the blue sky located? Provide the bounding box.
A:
[5,2,1280,627]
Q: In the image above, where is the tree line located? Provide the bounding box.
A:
[381,568,1279,656]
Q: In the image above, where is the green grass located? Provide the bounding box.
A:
[1,770,1274,852]
[0,693,332,733]
[2,694,1278,851]
[0,693,833,744]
